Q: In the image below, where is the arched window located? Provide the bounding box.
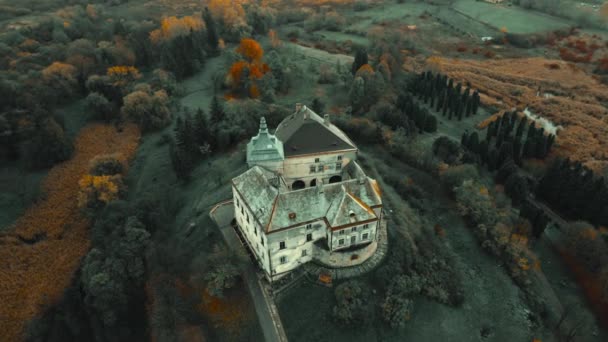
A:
[292,180,305,190]
[310,179,317,187]
[329,175,342,184]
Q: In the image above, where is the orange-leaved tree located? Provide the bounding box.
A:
[226,38,270,98]
[107,65,141,87]
[149,15,205,44]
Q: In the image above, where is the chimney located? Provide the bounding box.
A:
[295,102,302,113]
[324,114,330,126]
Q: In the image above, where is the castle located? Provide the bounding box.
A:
[231,104,383,282]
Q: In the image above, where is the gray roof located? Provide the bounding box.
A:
[232,162,382,233]
[247,117,284,164]
[274,106,357,157]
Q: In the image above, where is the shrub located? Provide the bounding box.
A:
[440,164,479,193]
[454,180,498,227]
[562,221,608,273]
[332,280,372,326]
[89,153,124,176]
[433,136,463,165]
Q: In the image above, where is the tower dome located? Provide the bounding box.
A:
[246,117,284,170]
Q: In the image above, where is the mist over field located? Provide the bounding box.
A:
[1,1,608,342]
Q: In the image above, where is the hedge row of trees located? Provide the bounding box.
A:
[411,71,481,120]
[461,111,556,172]
[394,92,438,133]
[538,158,608,227]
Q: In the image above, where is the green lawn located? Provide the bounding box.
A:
[453,0,573,34]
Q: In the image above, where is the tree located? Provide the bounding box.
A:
[424,114,438,133]
[23,118,73,169]
[121,89,171,131]
[89,153,124,176]
[311,97,325,114]
[332,280,372,326]
[351,48,368,75]
[85,92,116,122]
[210,96,225,125]
[203,7,219,53]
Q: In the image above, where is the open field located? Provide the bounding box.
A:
[453,0,573,34]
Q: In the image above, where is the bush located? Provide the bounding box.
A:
[440,164,479,193]
[454,180,498,227]
[562,221,608,273]
[433,136,463,165]
[332,280,372,326]
[89,153,124,176]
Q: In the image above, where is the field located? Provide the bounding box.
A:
[453,0,573,34]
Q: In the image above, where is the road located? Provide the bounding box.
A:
[210,201,288,342]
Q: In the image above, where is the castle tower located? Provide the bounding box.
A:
[246,117,284,172]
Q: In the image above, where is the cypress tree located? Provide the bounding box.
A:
[479,140,489,164]
[203,7,219,53]
[194,108,210,146]
[515,116,527,138]
[424,114,437,133]
[351,48,368,75]
[461,131,470,148]
[210,96,224,125]
[472,91,480,114]
[469,132,480,153]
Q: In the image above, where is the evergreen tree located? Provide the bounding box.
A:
[194,108,210,146]
[203,7,219,53]
[210,96,225,125]
[469,132,480,153]
[515,116,527,138]
[461,131,470,148]
[471,91,480,114]
[351,48,368,75]
[424,114,437,133]
[311,97,325,114]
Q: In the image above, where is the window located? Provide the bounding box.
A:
[336,162,342,170]
[279,241,286,250]
[241,207,244,215]
[337,155,342,161]
[246,213,249,223]
[280,256,287,264]
[261,236,264,246]
[317,165,323,172]
[338,239,345,246]
[362,233,369,240]
[339,230,345,235]
[302,249,308,257]
[306,224,312,230]
[352,226,357,232]
[315,158,320,163]
[307,233,313,242]
[310,165,316,173]
[363,223,369,229]
[351,235,356,244]
[254,226,257,236]
[236,198,239,207]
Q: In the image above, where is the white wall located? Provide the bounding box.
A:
[266,220,326,276]
[329,220,377,251]
[282,150,357,189]
[233,187,270,274]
